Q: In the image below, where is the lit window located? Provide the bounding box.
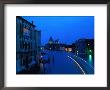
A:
[65,48,67,51]
[68,48,72,52]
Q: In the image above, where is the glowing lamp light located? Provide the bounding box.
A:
[89,50,92,52]
[68,48,72,52]
[89,55,92,63]
[65,48,67,51]
[76,51,78,55]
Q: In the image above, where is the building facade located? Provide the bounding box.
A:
[16,16,41,72]
[45,37,60,50]
[75,39,94,61]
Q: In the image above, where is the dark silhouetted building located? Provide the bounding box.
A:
[16,16,41,72]
[75,39,94,60]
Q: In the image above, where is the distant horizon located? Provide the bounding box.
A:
[22,16,94,46]
[42,37,94,46]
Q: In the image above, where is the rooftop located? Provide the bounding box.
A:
[16,16,36,27]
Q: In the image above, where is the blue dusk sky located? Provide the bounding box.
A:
[22,16,94,45]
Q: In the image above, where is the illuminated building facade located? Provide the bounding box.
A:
[65,45,73,52]
[45,37,60,50]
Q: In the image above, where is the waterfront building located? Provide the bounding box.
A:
[75,39,94,60]
[16,16,41,72]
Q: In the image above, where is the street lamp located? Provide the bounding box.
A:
[88,49,92,63]
[77,50,78,55]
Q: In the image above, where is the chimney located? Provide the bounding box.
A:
[32,21,33,25]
